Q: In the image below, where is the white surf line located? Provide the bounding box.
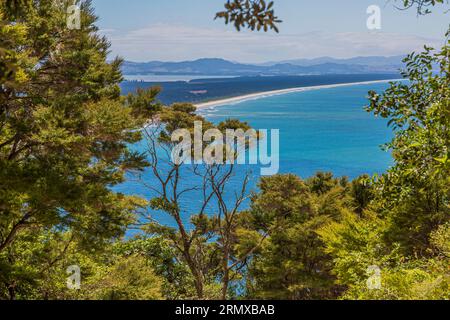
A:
[194,79,404,109]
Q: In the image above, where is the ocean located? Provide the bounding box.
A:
[116,81,394,228]
[120,74,399,105]
[199,82,393,178]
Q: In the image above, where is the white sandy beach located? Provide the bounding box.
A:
[195,79,403,109]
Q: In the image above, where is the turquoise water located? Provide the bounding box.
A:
[199,82,393,178]
[116,82,393,227]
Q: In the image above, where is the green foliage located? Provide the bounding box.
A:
[81,255,163,300]
[0,230,165,300]
[0,1,154,249]
[114,237,196,299]
[318,210,400,298]
[348,174,374,215]
[319,216,449,300]
[241,173,348,299]
[1,0,449,301]
[140,102,265,299]
[366,39,450,254]
[396,0,447,15]
[125,87,162,121]
[318,35,450,301]
[0,0,162,299]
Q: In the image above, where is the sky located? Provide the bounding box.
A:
[91,0,449,63]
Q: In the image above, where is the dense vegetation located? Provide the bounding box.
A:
[0,0,448,300]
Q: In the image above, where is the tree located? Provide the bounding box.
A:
[2,0,449,301]
[136,104,261,299]
[319,211,449,300]
[114,236,196,299]
[349,175,374,215]
[81,255,164,300]
[366,38,450,254]
[0,229,165,300]
[0,0,152,250]
[241,173,348,299]
[0,0,159,298]
[319,34,450,300]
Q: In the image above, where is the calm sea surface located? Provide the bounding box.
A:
[199,82,393,178]
[116,82,393,227]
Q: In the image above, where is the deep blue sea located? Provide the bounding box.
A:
[199,82,393,178]
[116,82,394,228]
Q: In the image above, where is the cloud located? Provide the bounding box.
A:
[100,24,442,63]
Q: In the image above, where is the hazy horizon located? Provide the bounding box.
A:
[121,54,406,64]
[92,0,448,63]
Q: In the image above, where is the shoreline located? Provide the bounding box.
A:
[194,79,403,109]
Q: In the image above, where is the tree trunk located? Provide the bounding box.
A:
[8,285,15,300]
[221,245,230,300]
[0,213,30,253]
[174,212,205,299]
[183,251,204,299]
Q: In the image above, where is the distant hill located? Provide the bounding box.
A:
[120,74,401,105]
[122,56,404,76]
[262,55,404,67]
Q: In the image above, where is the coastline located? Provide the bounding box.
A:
[194,79,403,109]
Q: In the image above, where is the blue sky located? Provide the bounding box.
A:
[91,0,449,63]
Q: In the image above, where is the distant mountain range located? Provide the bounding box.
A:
[259,56,404,67]
[122,56,405,77]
